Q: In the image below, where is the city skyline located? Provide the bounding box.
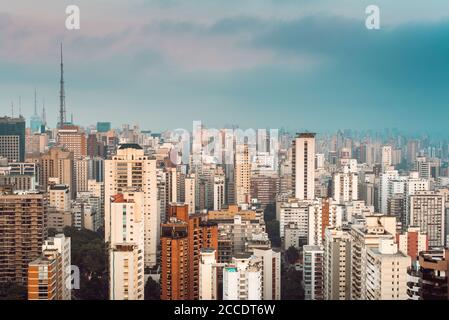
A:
[1,0,449,133]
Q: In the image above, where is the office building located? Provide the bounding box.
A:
[0,116,25,162]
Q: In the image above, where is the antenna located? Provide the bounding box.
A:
[59,43,66,128]
[34,89,38,115]
[42,98,47,127]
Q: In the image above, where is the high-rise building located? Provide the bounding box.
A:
[350,215,397,300]
[49,184,71,212]
[332,166,358,203]
[223,253,262,300]
[292,133,315,200]
[184,174,196,214]
[213,174,225,211]
[167,203,218,300]
[278,199,309,247]
[160,219,189,300]
[30,90,43,134]
[104,144,158,267]
[418,249,449,300]
[250,172,278,210]
[40,147,75,197]
[75,157,90,193]
[235,144,251,204]
[323,227,351,300]
[109,191,145,300]
[253,248,281,300]
[381,145,393,169]
[0,191,47,285]
[409,191,445,248]
[365,238,409,300]
[199,248,220,300]
[27,254,61,300]
[0,116,25,162]
[397,226,428,261]
[96,122,111,133]
[42,234,71,300]
[303,245,324,300]
[57,125,87,160]
[308,198,343,247]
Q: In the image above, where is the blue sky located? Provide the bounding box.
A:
[1,0,449,133]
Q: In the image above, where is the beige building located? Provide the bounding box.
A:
[105,144,158,267]
[366,238,409,300]
[75,157,90,193]
[324,227,351,300]
[57,125,87,160]
[40,147,75,197]
[184,173,196,214]
[199,248,220,300]
[350,215,397,300]
[292,133,315,200]
[235,144,251,205]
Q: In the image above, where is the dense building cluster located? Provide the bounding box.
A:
[1,50,448,301]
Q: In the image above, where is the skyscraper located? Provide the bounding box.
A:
[292,133,316,200]
[109,190,145,300]
[104,143,158,267]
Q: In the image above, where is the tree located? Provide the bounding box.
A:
[144,277,161,300]
[0,283,26,300]
[62,227,108,300]
[285,246,300,265]
[281,268,304,300]
[266,220,281,248]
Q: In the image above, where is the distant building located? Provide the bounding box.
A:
[0,116,25,162]
[96,122,111,133]
[292,133,315,200]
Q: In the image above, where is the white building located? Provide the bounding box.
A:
[303,245,324,300]
[199,249,219,300]
[42,234,71,300]
[333,166,358,204]
[278,199,310,245]
[184,173,196,214]
[223,254,262,300]
[213,174,225,211]
[253,248,281,300]
[308,199,343,246]
[109,190,145,300]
